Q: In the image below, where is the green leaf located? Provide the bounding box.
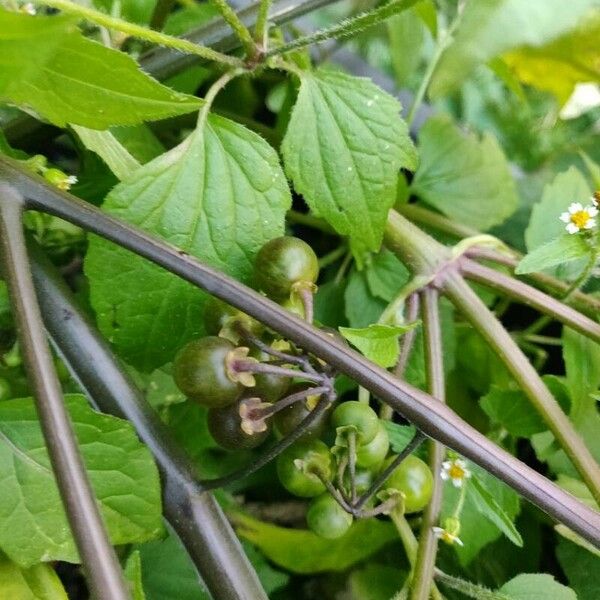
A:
[429,0,599,97]
[339,322,418,367]
[499,574,576,600]
[85,114,291,371]
[124,551,147,600]
[94,0,156,25]
[0,553,67,600]
[525,167,591,278]
[0,10,200,128]
[563,327,600,418]
[137,533,210,600]
[282,68,417,262]
[344,268,387,328]
[469,475,523,547]
[411,115,518,231]
[503,14,600,105]
[137,531,288,600]
[0,395,163,566]
[350,564,406,600]
[73,126,141,181]
[364,249,410,302]
[557,538,600,600]
[516,234,591,274]
[234,511,397,574]
[387,9,427,84]
[480,387,546,437]
[381,422,417,454]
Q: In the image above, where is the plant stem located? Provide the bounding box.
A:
[266,0,419,58]
[398,204,479,239]
[30,241,268,600]
[31,0,244,67]
[318,244,347,268]
[287,209,336,233]
[6,159,600,548]
[410,288,445,600]
[209,0,257,59]
[254,0,273,46]
[523,249,598,337]
[443,270,600,505]
[434,571,512,600]
[462,259,600,344]
[406,8,462,127]
[399,204,600,318]
[391,511,443,600]
[198,69,243,126]
[0,189,131,600]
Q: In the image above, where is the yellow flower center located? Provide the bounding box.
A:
[448,463,465,480]
[440,531,455,544]
[571,211,590,229]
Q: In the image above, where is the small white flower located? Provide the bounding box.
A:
[560,202,598,234]
[21,3,36,15]
[433,526,463,546]
[441,458,471,488]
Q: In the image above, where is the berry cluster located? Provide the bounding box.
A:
[172,236,433,539]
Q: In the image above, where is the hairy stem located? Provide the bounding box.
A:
[410,288,445,600]
[209,0,257,58]
[443,270,600,505]
[266,0,419,57]
[434,571,512,600]
[461,259,600,344]
[31,0,244,67]
[254,0,273,46]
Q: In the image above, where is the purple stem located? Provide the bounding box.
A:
[410,288,446,600]
[443,270,600,505]
[462,259,600,344]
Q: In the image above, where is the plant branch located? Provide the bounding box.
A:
[399,204,600,318]
[462,259,600,344]
[209,0,257,58]
[30,0,244,67]
[3,158,600,548]
[266,0,419,57]
[254,0,273,46]
[27,241,268,600]
[443,270,600,505]
[410,288,445,600]
[434,571,512,600]
[0,188,130,600]
[406,8,462,127]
